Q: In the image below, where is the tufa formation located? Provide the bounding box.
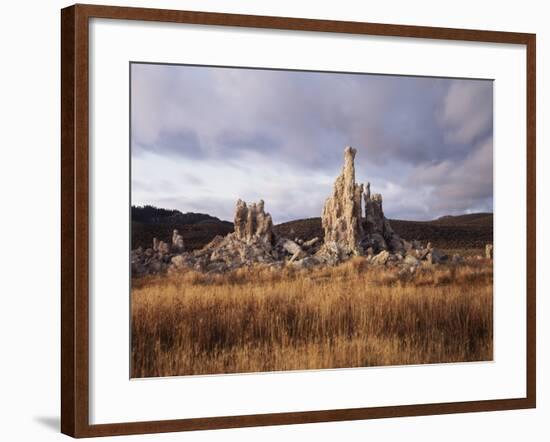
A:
[233,199,274,245]
[363,183,405,254]
[320,146,364,257]
[132,146,460,276]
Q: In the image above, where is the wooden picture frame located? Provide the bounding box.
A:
[61,3,536,437]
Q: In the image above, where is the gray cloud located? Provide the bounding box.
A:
[133,128,203,158]
[131,63,493,221]
[406,137,493,216]
[216,128,281,155]
[440,81,493,145]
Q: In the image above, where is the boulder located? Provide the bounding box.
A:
[361,232,387,253]
[289,250,305,263]
[428,248,448,264]
[158,241,170,255]
[389,236,406,254]
[291,257,318,269]
[132,262,147,276]
[303,237,320,248]
[170,255,188,269]
[280,238,304,257]
[206,261,227,273]
[150,261,164,273]
[372,250,390,265]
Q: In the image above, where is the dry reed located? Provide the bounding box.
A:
[131,258,493,377]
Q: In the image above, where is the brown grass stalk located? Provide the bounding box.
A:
[131,258,493,377]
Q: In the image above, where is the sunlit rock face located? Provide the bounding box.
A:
[233,199,274,246]
[319,146,364,258]
[317,146,406,260]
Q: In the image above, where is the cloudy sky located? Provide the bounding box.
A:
[131,63,493,224]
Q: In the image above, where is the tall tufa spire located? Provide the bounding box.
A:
[320,146,364,256]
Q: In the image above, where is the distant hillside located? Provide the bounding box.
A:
[131,205,233,250]
[132,205,224,224]
[432,213,493,226]
[132,221,233,251]
[274,218,324,242]
[276,213,493,251]
[132,206,492,252]
[389,213,493,250]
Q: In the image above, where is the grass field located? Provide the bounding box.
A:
[131,257,493,378]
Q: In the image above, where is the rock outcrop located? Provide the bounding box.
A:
[233,199,274,245]
[318,146,406,260]
[170,199,278,272]
[362,182,405,254]
[131,146,462,277]
[131,237,172,276]
[318,147,364,260]
[135,199,311,276]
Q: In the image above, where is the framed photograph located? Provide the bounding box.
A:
[61,4,536,438]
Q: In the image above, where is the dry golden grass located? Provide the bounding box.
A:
[131,258,493,377]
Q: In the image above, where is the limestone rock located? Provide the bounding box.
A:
[166,199,279,274]
[172,229,185,251]
[428,248,448,265]
[417,247,431,260]
[303,237,319,248]
[277,238,307,263]
[234,199,274,245]
[197,235,225,256]
[158,241,170,255]
[291,256,318,269]
[364,233,387,252]
[280,239,304,257]
[150,261,163,273]
[289,250,305,263]
[388,236,406,255]
[485,244,493,259]
[130,145,472,277]
[372,250,390,265]
[364,184,384,235]
[363,182,404,253]
[170,255,188,269]
[319,146,364,257]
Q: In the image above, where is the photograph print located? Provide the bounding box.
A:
[130,63,494,378]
